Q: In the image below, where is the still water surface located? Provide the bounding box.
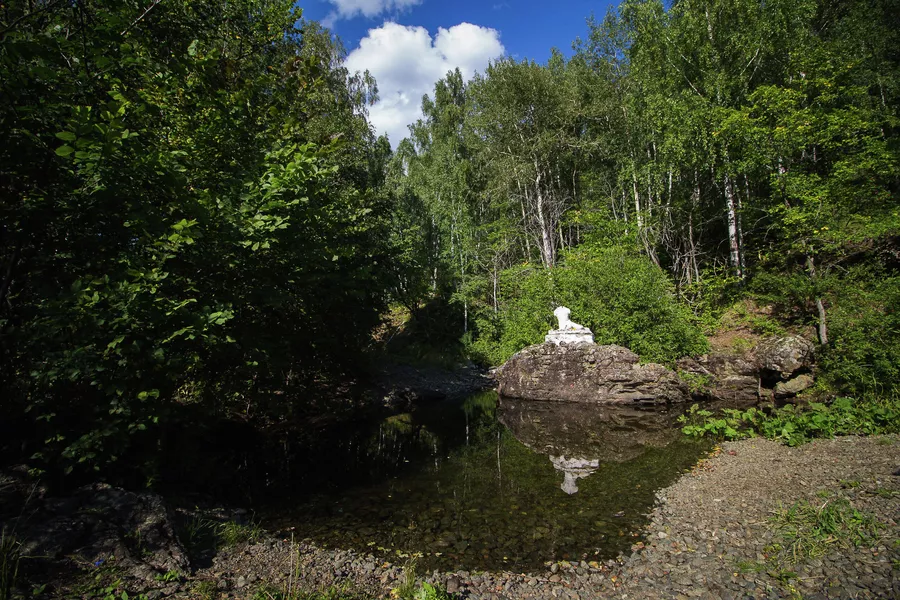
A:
[263,391,709,572]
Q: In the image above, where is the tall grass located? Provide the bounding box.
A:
[0,528,21,600]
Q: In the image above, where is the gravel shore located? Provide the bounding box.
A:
[194,435,900,600]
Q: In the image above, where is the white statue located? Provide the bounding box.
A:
[553,306,588,332]
[545,306,594,345]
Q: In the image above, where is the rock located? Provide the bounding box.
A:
[677,353,760,405]
[677,335,817,404]
[755,335,815,381]
[446,576,461,594]
[774,374,815,398]
[498,343,690,405]
[14,483,189,582]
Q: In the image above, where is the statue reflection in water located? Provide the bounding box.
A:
[549,455,600,494]
[498,397,683,495]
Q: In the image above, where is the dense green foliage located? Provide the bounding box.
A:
[392,0,900,392]
[0,0,390,475]
[469,248,708,364]
[1,0,898,482]
[679,397,900,446]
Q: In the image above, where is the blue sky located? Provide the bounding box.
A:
[301,0,612,63]
[298,0,617,146]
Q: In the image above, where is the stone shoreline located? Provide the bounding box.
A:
[193,434,900,599]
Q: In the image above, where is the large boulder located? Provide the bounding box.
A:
[13,483,190,582]
[676,353,760,406]
[755,335,816,381]
[497,343,690,405]
[677,334,816,404]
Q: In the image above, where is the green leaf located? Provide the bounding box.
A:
[55,131,76,142]
[55,145,74,156]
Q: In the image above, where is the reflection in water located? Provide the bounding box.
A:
[262,391,709,572]
[549,456,599,494]
[498,397,686,495]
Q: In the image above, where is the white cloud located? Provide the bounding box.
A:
[325,0,423,22]
[345,22,505,147]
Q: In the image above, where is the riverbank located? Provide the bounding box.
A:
[180,434,899,600]
[6,433,897,599]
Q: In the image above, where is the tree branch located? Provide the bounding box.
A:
[120,0,163,37]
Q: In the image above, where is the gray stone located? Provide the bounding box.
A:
[755,335,815,379]
[498,343,690,405]
[13,483,189,583]
[774,374,815,398]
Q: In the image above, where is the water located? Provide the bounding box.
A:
[262,391,710,572]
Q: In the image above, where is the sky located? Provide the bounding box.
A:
[299,0,616,147]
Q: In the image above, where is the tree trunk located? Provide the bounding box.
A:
[806,255,829,345]
[534,166,555,268]
[723,172,743,279]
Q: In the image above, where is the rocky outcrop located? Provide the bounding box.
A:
[497,343,690,405]
[755,335,816,383]
[11,483,189,583]
[677,335,816,404]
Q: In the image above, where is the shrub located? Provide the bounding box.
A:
[819,275,900,397]
[679,396,900,446]
[469,247,708,365]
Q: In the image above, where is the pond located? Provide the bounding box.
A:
[261,391,710,573]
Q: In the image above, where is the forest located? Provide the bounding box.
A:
[1,0,898,485]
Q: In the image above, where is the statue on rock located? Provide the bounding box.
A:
[546,306,594,345]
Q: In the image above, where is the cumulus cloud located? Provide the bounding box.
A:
[345,22,505,147]
[324,0,422,23]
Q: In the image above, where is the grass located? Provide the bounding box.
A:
[736,496,886,599]
[193,580,219,600]
[252,586,372,600]
[0,528,21,600]
[768,498,881,562]
[178,513,265,559]
[217,520,264,546]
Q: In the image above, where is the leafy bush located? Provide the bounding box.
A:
[469,247,709,365]
[0,0,390,478]
[751,268,900,398]
[819,275,900,397]
[679,396,900,446]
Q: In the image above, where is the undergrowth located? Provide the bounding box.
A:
[679,396,900,446]
[0,528,21,600]
[251,581,451,600]
[733,494,884,598]
[768,497,881,562]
